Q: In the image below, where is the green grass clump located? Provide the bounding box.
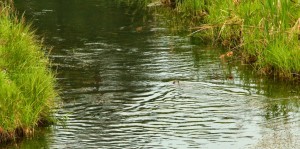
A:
[151,0,300,79]
[119,0,300,78]
[0,2,56,142]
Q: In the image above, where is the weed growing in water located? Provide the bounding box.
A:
[144,0,300,79]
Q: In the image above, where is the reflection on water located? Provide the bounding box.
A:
[12,0,300,148]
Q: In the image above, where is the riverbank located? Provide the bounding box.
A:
[146,0,300,79]
[0,2,56,143]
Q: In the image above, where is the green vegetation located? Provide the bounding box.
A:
[0,2,56,142]
[143,0,300,79]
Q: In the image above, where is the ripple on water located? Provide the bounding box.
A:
[47,35,300,148]
[52,77,273,148]
[15,0,300,148]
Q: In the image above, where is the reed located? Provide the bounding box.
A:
[157,0,300,79]
[0,1,57,142]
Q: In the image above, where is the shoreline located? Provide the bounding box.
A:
[0,2,57,143]
[144,0,300,80]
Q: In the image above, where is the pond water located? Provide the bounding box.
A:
[9,0,300,148]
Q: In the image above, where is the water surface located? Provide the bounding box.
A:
[11,0,300,148]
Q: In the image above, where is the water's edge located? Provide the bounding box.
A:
[9,0,300,148]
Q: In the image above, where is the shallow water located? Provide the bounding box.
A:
[10,0,300,148]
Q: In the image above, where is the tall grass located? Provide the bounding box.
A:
[153,0,300,79]
[0,1,56,142]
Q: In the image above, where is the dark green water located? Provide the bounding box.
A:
[9,0,300,148]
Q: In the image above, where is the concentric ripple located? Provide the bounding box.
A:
[13,0,300,148]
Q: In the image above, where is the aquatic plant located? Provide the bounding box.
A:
[0,1,57,142]
[146,0,300,79]
[218,0,299,78]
